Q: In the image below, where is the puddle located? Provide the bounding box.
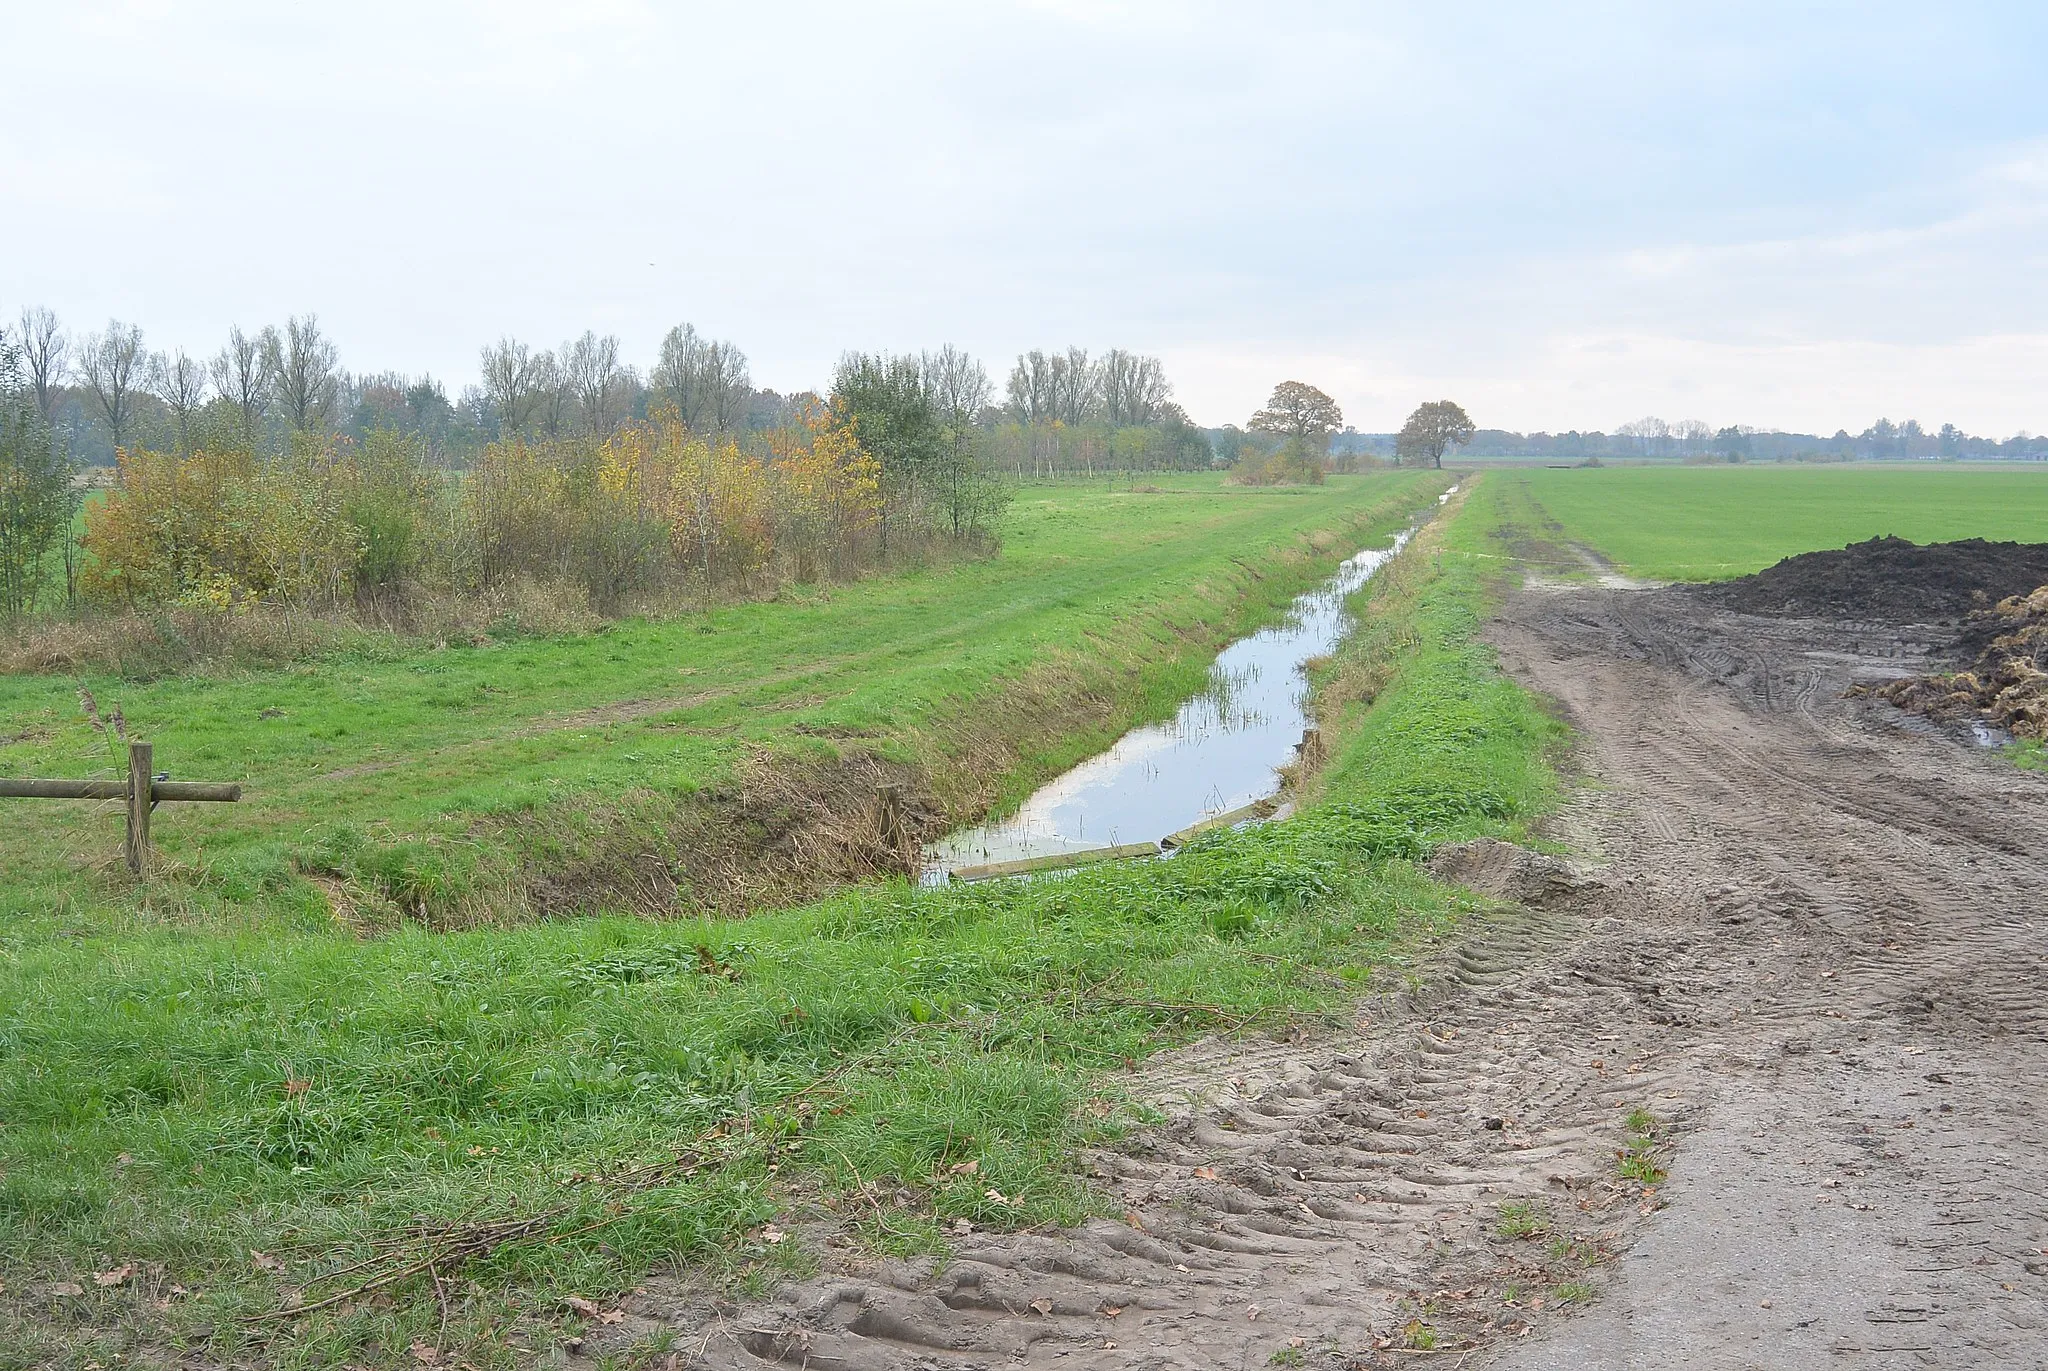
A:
[1969,721,2014,749]
[923,520,1427,881]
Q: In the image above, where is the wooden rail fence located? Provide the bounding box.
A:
[0,741,241,874]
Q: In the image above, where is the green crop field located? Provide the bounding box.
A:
[1483,464,2048,581]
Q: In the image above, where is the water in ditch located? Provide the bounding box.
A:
[922,516,1429,881]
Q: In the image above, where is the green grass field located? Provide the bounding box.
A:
[0,472,1444,935]
[1487,464,2048,580]
[0,470,1568,1367]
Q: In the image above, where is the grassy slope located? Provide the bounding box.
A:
[0,472,1438,932]
[0,475,1561,1368]
[1501,464,2048,580]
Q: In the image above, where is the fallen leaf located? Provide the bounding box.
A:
[1247,1304,1262,1321]
[93,1265,133,1288]
[1191,1166,1219,1181]
[115,1153,134,1167]
[984,1188,1007,1204]
[760,1224,787,1245]
[410,1340,441,1365]
[1101,1305,1124,1318]
[1123,1211,1145,1231]
[1174,1263,1190,1273]
[563,1295,602,1317]
[250,1250,282,1271]
[597,1309,626,1325]
[948,1160,979,1176]
[1029,1297,1053,1316]
[1290,1336,1307,1349]
[283,1078,311,1095]
[49,1281,84,1297]
[1103,1341,1117,1349]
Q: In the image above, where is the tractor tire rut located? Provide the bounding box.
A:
[627,581,2047,1370]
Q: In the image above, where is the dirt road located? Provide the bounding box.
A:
[634,579,2048,1369]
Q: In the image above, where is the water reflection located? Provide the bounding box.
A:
[924,527,1417,878]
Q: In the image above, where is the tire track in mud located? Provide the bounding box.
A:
[1482,587,2048,1370]
[602,582,2047,1369]
[640,884,1682,1369]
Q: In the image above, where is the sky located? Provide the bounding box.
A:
[6,1,2047,435]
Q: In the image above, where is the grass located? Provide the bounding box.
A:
[1485,464,2048,581]
[0,471,1564,1366]
[1551,1280,1596,1306]
[1495,1200,1550,1239]
[1617,1107,1668,1186]
[0,471,1444,932]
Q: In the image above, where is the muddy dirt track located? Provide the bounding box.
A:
[620,576,2048,1369]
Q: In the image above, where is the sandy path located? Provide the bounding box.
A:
[616,582,2048,1369]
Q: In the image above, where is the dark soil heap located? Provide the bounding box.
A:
[1853,586,2048,739]
[1701,535,2048,622]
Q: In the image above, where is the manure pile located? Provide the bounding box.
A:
[1697,534,2048,741]
[1854,585,2048,739]
[1702,534,2048,622]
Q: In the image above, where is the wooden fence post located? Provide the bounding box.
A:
[126,740,152,876]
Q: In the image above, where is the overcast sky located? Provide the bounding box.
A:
[7,1,2046,434]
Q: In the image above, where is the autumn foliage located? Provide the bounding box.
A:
[79,406,890,613]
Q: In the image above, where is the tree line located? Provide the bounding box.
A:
[0,306,1222,625]
[1340,415,2048,463]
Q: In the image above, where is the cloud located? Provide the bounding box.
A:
[4,3,2046,433]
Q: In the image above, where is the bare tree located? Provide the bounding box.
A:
[1672,418,1713,455]
[211,326,275,438]
[531,348,573,438]
[921,345,991,434]
[1052,346,1097,425]
[654,324,752,432]
[1005,350,1060,424]
[149,348,209,447]
[1617,416,1670,456]
[266,315,340,433]
[78,320,146,449]
[705,341,752,433]
[479,336,541,437]
[16,307,68,419]
[562,330,625,437]
[1096,349,1171,427]
[1004,347,1099,426]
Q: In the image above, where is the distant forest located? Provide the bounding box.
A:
[1322,416,2048,463]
